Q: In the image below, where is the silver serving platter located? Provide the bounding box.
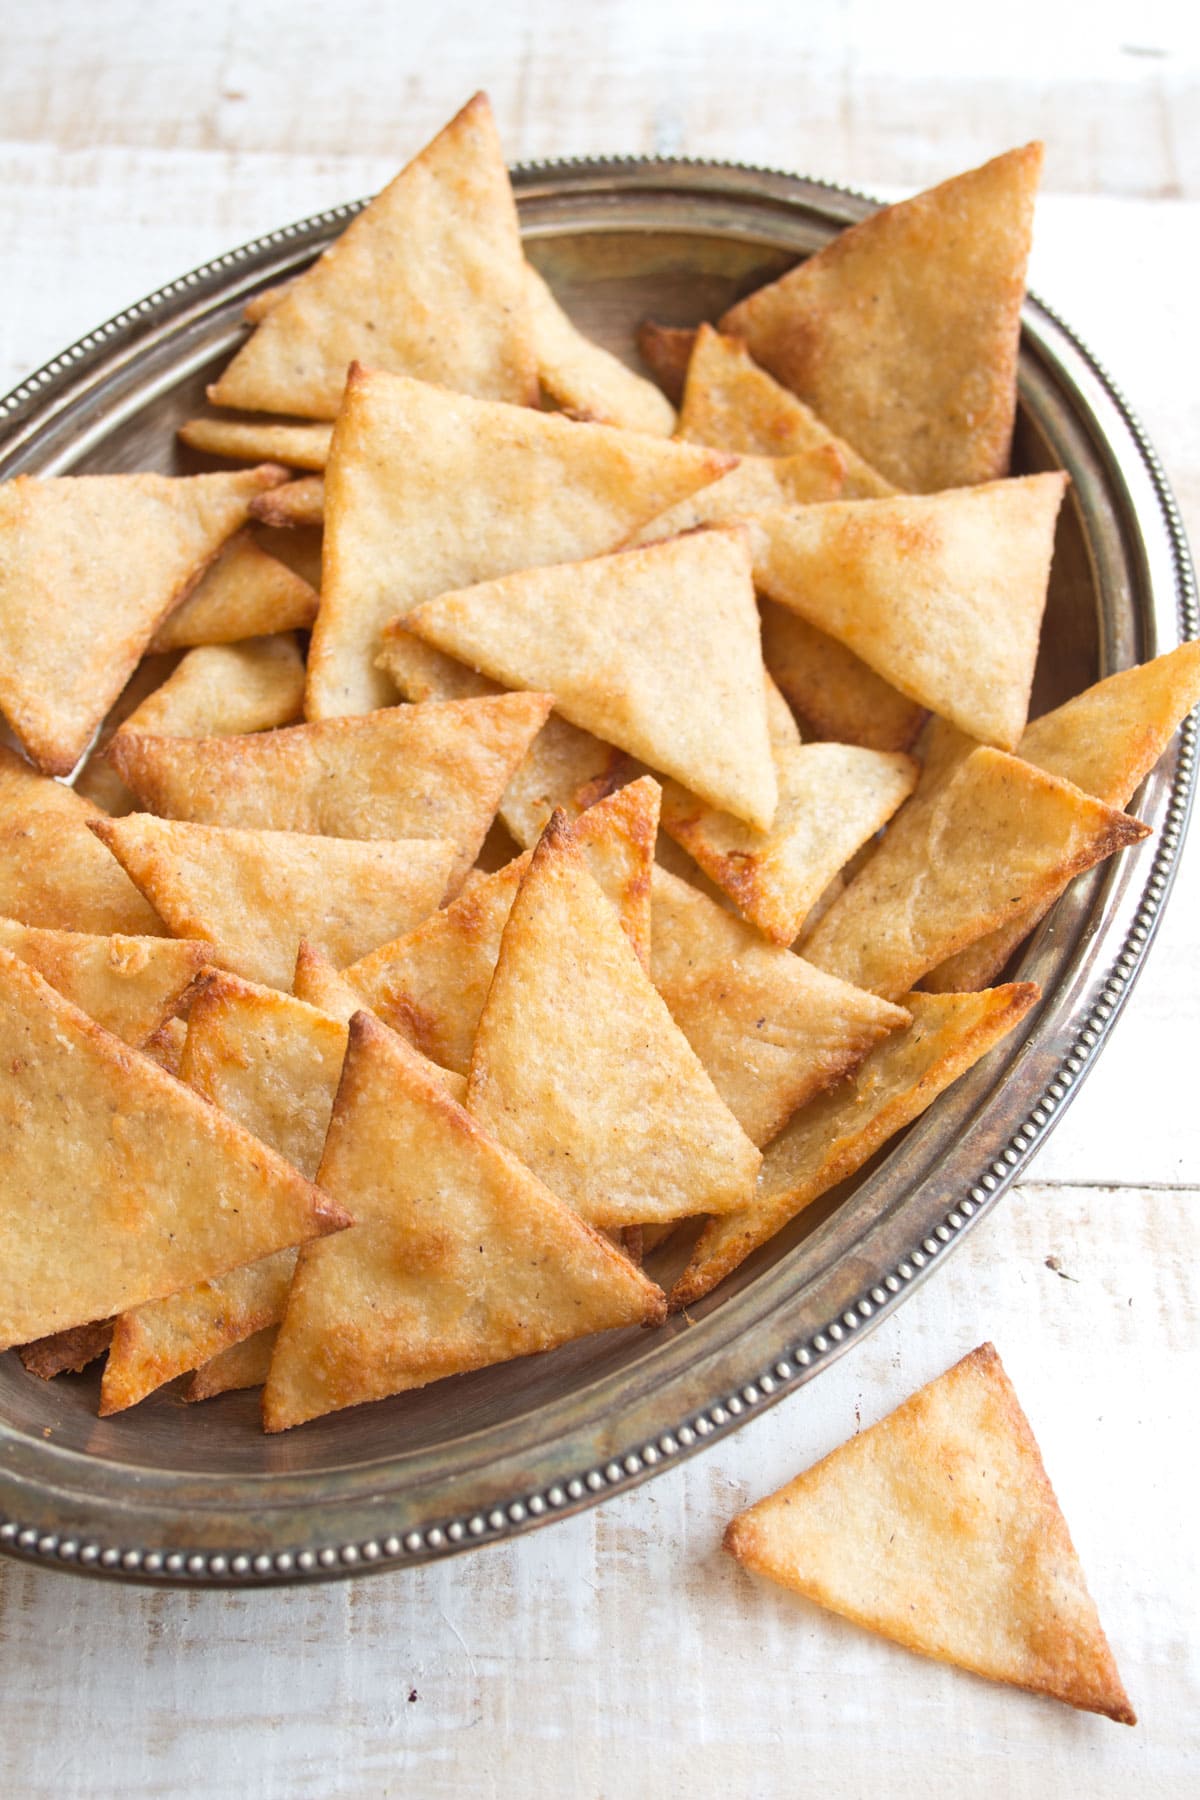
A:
[0,159,1194,1588]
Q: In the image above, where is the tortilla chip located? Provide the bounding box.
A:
[759,598,926,754]
[141,1013,187,1077]
[0,919,207,1046]
[526,264,676,434]
[91,814,455,991]
[630,448,846,545]
[750,475,1067,749]
[677,325,894,496]
[673,984,1038,1305]
[661,742,919,945]
[209,94,537,419]
[179,418,332,470]
[16,1319,114,1379]
[249,475,325,529]
[73,652,181,814]
[185,1326,278,1401]
[635,320,696,405]
[309,364,733,718]
[339,778,661,1075]
[720,144,1044,492]
[649,865,909,1145]
[404,528,777,829]
[0,744,163,934]
[466,812,761,1229]
[243,283,292,324]
[803,747,1148,1000]
[0,947,349,1350]
[108,693,554,894]
[0,466,287,775]
[724,1342,1135,1724]
[263,1008,665,1431]
[292,938,371,1022]
[150,530,318,651]
[925,641,1200,991]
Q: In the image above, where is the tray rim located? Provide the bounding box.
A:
[0,154,1195,1587]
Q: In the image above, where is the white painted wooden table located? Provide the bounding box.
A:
[2,7,1198,1795]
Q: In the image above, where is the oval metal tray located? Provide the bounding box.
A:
[0,158,1194,1587]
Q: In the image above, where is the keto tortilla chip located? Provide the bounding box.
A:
[0,919,207,1046]
[467,812,761,1229]
[677,325,895,496]
[720,144,1044,493]
[802,747,1149,1000]
[249,475,325,529]
[650,866,909,1146]
[0,465,288,775]
[209,94,537,419]
[0,947,349,1351]
[108,692,554,893]
[338,778,661,1074]
[309,364,733,717]
[179,418,332,470]
[185,1327,277,1401]
[526,264,677,434]
[263,1009,666,1431]
[759,597,926,754]
[91,814,456,991]
[661,742,919,945]
[17,1319,114,1379]
[723,1342,1135,1724]
[293,938,373,1023]
[629,447,846,545]
[150,530,318,651]
[0,744,163,935]
[405,528,777,829]
[926,641,1200,991]
[141,1014,187,1077]
[749,474,1068,750]
[635,320,697,405]
[673,984,1038,1305]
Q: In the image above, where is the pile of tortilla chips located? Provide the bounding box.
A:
[0,94,1193,1491]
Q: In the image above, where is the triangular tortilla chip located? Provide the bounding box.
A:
[91,815,456,991]
[108,693,554,893]
[17,1319,114,1380]
[243,283,293,324]
[73,652,181,815]
[338,778,661,1075]
[263,1008,665,1430]
[150,530,317,651]
[186,1326,277,1401]
[724,1342,1135,1724]
[749,476,1067,750]
[292,938,373,1023]
[630,448,846,545]
[650,866,909,1145]
[141,1013,187,1076]
[404,528,777,829]
[0,947,349,1349]
[249,475,325,529]
[525,264,676,435]
[0,466,288,775]
[677,325,895,496]
[661,742,919,945]
[925,641,1200,991]
[209,94,537,418]
[720,144,1044,492]
[309,364,733,717]
[466,812,761,1229]
[0,744,163,934]
[0,919,207,1046]
[179,418,332,470]
[759,597,926,754]
[673,984,1038,1305]
[802,747,1149,1000]
[635,319,696,405]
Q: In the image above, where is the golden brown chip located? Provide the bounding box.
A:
[0,466,287,775]
[0,919,207,1046]
[466,812,761,1229]
[91,814,456,991]
[263,1009,666,1431]
[185,1327,277,1401]
[0,947,349,1350]
[759,597,926,754]
[292,938,372,1024]
[150,530,318,651]
[16,1319,114,1379]
[724,1342,1135,1724]
[677,325,895,496]
[635,320,696,405]
[803,747,1148,1000]
[629,448,846,544]
[249,475,325,529]
[649,866,909,1145]
[720,144,1043,492]
[179,418,333,470]
[108,693,554,894]
[310,363,734,717]
[141,1013,187,1077]
[673,984,1038,1305]
[243,283,292,325]
[0,744,163,935]
[209,94,537,418]
[404,528,777,830]
[749,476,1067,750]
[526,263,676,434]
